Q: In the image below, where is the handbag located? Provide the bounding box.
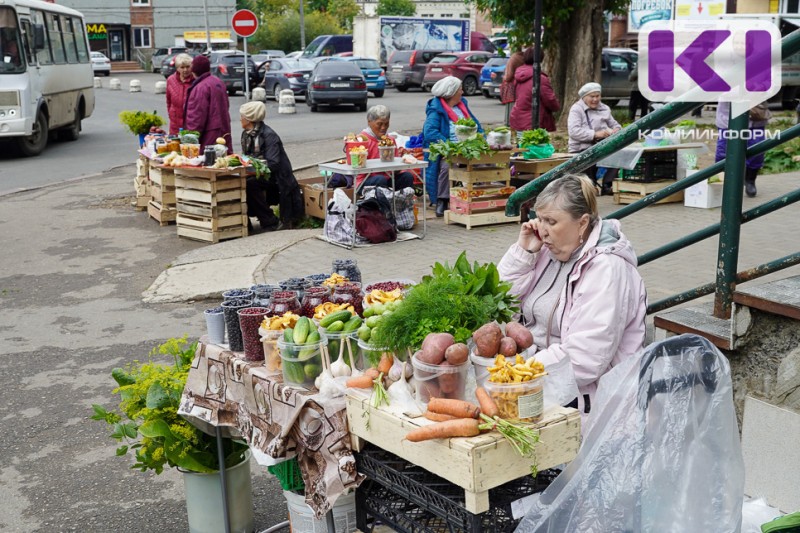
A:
[749,102,772,122]
[355,207,396,244]
[500,80,516,104]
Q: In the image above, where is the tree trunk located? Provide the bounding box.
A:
[545,0,607,131]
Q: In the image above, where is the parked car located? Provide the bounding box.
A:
[160,50,200,79]
[257,58,315,100]
[302,35,353,59]
[258,49,285,58]
[151,46,187,73]
[329,57,385,97]
[386,49,445,92]
[421,51,493,95]
[480,56,509,98]
[601,48,638,107]
[285,51,303,59]
[90,51,111,76]
[209,51,258,95]
[306,60,367,112]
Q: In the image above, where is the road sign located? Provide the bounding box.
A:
[232,9,258,38]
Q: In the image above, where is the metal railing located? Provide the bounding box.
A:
[505,29,800,319]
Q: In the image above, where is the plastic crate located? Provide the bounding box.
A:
[620,150,678,182]
[267,457,305,492]
[355,446,557,533]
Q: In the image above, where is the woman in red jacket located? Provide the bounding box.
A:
[165,53,193,135]
[509,47,560,133]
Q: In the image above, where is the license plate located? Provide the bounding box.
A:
[431,67,442,72]
[493,87,500,94]
[235,68,244,73]
[303,74,309,79]
[392,66,403,71]
[330,82,349,88]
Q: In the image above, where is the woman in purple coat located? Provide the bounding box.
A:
[183,55,233,153]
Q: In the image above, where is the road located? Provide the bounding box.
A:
[0,72,507,195]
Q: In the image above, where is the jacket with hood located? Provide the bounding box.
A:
[567,98,620,153]
[183,72,233,153]
[509,65,560,132]
[498,218,647,417]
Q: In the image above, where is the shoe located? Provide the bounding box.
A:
[435,200,446,217]
[600,186,614,196]
[744,168,758,198]
[259,218,280,232]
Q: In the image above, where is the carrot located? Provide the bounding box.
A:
[427,398,481,419]
[423,410,459,422]
[377,353,393,374]
[346,368,380,388]
[405,419,481,442]
[475,387,499,418]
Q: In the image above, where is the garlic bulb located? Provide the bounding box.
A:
[330,355,352,378]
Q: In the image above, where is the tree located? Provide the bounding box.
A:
[376,0,416,17]
[328,0,362,30]
[251,10,343,53]
[473,0,627,128]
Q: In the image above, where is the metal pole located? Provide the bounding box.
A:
[215,427,232,533]
[713,108,748,319]
[531,0,542,130]
[299,0,306,50]
[202,0,212,53]
[244,36,251,100]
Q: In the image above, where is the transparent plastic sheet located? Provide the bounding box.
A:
[516,334,744,533]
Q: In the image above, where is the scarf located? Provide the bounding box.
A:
[439,98,470,123]
[242,123,263,158]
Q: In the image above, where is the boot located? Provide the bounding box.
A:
[435,199,446,218]
[744,167,758,198]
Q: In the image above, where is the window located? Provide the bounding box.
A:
[48,13,66,63]
[62,16,78,63]
[72,17,89,62]
[31,11,52,65]
[133,27,151,48]
[131,0,151,5]
[21,20,35,65]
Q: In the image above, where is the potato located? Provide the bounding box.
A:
[417,380,440,403]
[437,363,462,395]
[472,322,502,357]
[419,332,455,365]
[444,343,469,365]
[505,321,534,350]
[499,336,518,357]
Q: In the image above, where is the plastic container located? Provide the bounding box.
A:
[260,329,283,373]
[344,140,369,165]
[321,330,360,368]
[284,489,356,533]
[223,288,254,302]
[267,457,305,492]
[349,149,367,169]
[454,125,478,142]
[180,143,201,158]
[483,377,544,422]
[470,350,495,389]
[411,352,469,403]
[300,286,330,318]
[238,307,270,361]
[357,339,395,372]
[378,145,395,163]
[278,336,328,388]
[331,282,363,317]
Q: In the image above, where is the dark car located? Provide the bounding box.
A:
[329,57,385,97]
[257,58,316,100]
[306,61,367,112]
[209,51,258,95]
[421,51,493,96]
[480,56,509,98]
[160,50,200,78]
[601,48,638,107]
[385,49,445,92]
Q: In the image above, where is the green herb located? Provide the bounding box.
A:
[249,157,271,181]
[429,136,495,162]
[519,128,551,148]
[455,117,477,128]
[763,136,800,175]
[118,110,164,135]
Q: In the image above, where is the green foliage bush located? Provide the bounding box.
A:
[251,11,343,53]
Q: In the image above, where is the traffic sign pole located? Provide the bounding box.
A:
[244,38,250,100]
[231,9,259,101]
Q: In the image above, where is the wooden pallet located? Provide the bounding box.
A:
[148,165,175,188]
[176,223,248,243]
[150,182,176,206]
[613,179,684,205]
[444,208,519,230]
[147,200,177,226]
[511,154,572,180]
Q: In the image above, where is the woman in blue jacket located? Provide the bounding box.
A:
[423,76,483,217]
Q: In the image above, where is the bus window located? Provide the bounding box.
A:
[47,13,65,63]
[62,16,78,63]
[21,20,35,66]
[0,6,25,73]
[72,17,88,63]
[32,10,52,65]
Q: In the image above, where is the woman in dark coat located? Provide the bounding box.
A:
[239,101,304,231]
[184,55,233,152]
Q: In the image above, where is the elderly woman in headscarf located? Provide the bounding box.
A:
[567,82,620,195]
[165,53,194,135]
[240,101,304,231]
[423,76,483,217]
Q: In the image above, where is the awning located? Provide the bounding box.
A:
[184,37,235,44]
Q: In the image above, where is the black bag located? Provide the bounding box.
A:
[356,191,396,244]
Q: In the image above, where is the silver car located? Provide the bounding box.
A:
[151,46,187,73]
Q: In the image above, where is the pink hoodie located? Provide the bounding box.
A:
[498,218,647,418]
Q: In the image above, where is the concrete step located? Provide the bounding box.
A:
[111,61,144,73]
[654,303,738,350]
[733,275,800,321]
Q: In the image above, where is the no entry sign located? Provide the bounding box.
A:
[231,9,258,38]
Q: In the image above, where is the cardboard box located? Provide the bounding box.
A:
[301,176,354,220]
[684,172,723,209]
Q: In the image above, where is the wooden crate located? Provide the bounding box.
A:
[176,224,248,243]
[132,175,151,211]
[511,154,572,180]
[149,165,175,188]
[346,393,581,514]
[444,209,520,230]
[136,155,150,178]
[613,179,684,205]
[176,199,244,218]
[449,195,511,215]
[150,182,176,206]
[173,166,248,243]
[147,200,177,226]
[175,186,245,206]
[448,150,513,170]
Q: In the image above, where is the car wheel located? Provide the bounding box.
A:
[104,71,111,77]
[60,106,82,142]
[15,108,48,157]
[373,89,384,98]
[395,84,408,92]
[483,89,491,99]
[274,85,282,101]
[462,76,478,96]
[358,101,367,112]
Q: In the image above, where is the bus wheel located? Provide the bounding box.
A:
[16,109,48,157]
[60,107,82,142]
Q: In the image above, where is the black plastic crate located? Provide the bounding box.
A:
[621,150,678,182]
[355,445,558,533]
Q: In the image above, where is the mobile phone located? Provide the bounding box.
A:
[533,227,541,240]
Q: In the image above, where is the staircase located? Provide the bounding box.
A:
[111,61,145,73]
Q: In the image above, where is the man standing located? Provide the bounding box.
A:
[183,55,232,152]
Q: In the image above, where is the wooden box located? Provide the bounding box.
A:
[448,150,513,170]
[511,154,572,180]
[300,176,355,220]
[173,166,249,243]
[444,209,520,230]
[346,393,580,514]
[147,200,177,226]
[613,179,684,205]
[149,165,175,188]
[150,182,176,206]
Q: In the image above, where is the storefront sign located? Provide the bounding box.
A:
[86,23,107,41]
[628,0,674,32]
[183,31,231,41]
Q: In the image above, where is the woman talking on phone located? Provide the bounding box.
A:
[497,174,647,418]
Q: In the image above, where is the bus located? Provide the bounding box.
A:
[0,0,94,156]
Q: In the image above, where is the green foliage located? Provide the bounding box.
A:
[119,110,165,136]
[455,118,477,128]
[763,136,800,175]
[376,0,416,17]
[91,337,248,475]
[518,128,550,148]
[429,135,494,162]
[249,157,271,181]
[328,0,361,29]
[251,10,343,54]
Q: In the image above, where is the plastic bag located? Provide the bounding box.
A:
[522,143,555,160]
[542,356,579,409]
[516,334,745,533]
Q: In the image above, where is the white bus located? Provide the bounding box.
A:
[0,0,94,156]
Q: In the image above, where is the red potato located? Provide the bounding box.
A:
[419,333,455,365]
[444,343,469,365]
[417,380,441,403]
[505,322,534,350]
[499,337,518,357]
[437,362,460,394]
[473,322,502,357]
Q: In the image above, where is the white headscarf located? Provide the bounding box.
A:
[578,82,602,98]
[240,101,266,123]
[431,76,462,98]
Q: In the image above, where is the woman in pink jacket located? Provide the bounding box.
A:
[165,53,193,135]
[498,174,647,418]
[509,47,560,133]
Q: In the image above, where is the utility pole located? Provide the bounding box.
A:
[299,0,306,49]
[202,0,212,53]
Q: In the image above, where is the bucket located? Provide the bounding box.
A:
[470,350,494,389]
[483,377,544,422]
[284,490,357,533]
[411,352,469,403]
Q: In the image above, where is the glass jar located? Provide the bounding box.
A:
[266,291,301,317]
[332,259,362,283]
[300,286,330,318]
[279,277,313,301]
[331,282,363,317]
[166,137,180,153]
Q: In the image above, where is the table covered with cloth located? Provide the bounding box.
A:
[178,339,364,518]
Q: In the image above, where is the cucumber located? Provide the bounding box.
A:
[283,361,306,384]
[342,316,363,332]
[297,331,321,360]
[326,320,345,332]
[319,310,352,328]
[283,328,294,343]
[293,317,310,344]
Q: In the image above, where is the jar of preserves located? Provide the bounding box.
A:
[331,282,363,317]
[300,286,330,318]
[166,137,181,153]
[266,291,301,317]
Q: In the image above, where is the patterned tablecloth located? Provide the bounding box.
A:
[178,339,364,518]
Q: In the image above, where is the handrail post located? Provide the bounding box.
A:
[713,109,748,319]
